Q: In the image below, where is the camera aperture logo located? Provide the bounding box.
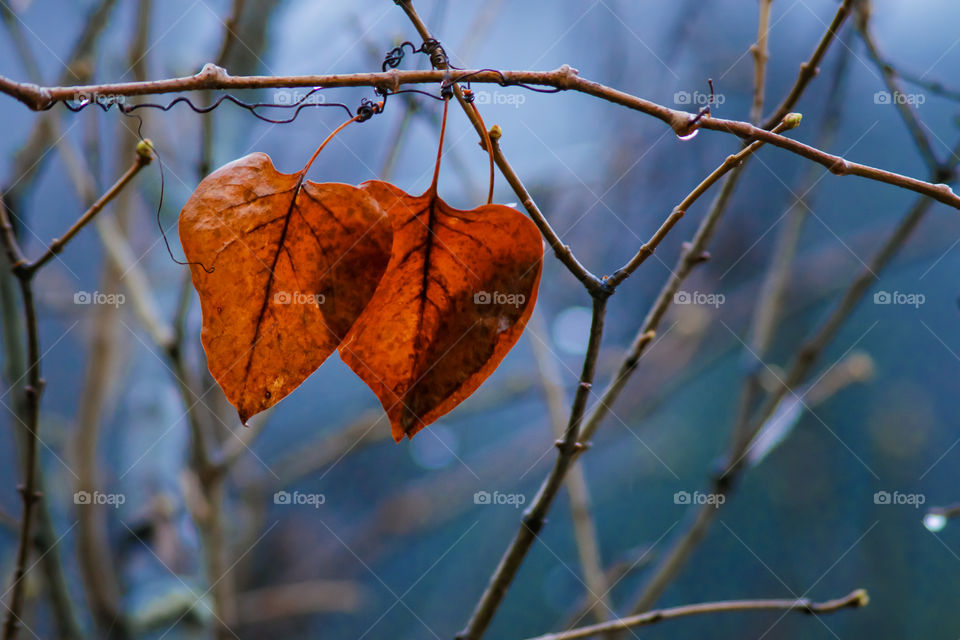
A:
[73,491,125,509]
[474,490,526,509]
[473,90,525,108]
[273,291,326,306]
[273,490,326,508]
[674,490,725,508]
[73,92,126,107]
[473,291,526,308]
[873,290,924,308]
[873,490,925,508]
[874,91,925,106]
[673,290,725,308]
[272,88,326,105]
[674,90,725,107]
[74,291,125,308]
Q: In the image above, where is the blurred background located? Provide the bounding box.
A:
[1,0,960,638]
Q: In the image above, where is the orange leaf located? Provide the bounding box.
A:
[338,179,543,441]
[179,152,392,423]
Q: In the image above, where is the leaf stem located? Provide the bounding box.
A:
[429,98,449,194]
[300,114,360,178]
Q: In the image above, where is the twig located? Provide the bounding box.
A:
[0,6,43,84]
[3,66,955,211]
[200,0,246,178]
[607,115,800,290]
[528,314,611,624]
[73,260,126,637]
[235,579,363,623]
[0,214,41,640]
[524,589,868,640]
[583,111,795,444]
[393,0,605,295]
[732,42,852,477]
[751,0,773,124]
[24,146,152,275]
[578,0,855,444]
[856,10,940,172]
[761,0,854,129]
[3,0,118,213]
[390,6,618,637]
[579,165,739,445]
[629,140,960,615]
[894,69,960,103]
[0,133,144,637]
[457,296,607,639]
[562,548,655,628]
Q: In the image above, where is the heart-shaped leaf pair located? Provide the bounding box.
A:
[179,108,543,441]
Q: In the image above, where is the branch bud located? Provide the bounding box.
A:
[782,112,803,130]
[136,138,155,163]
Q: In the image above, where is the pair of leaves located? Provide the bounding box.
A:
[179,128,542,441]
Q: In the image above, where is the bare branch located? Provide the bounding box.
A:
[762,0,854,129]
[458,296,608,640]
[750,0,773,124]
[525,589,868,640]
[24,143,152,274]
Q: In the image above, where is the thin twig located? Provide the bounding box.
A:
[629,140,960,615]
[24,146,152,274]
[751,0,773,124]
[2,62,955,210]
[761,0,854,129]
[525,589,868,640]
[0,6,43,84]
[394,0,605,295]
[200,0,246,178]
[0,142,144,639]
[528,314,611,624]
[458,296,608,639]
[606,115,800,290]
[579,0,856,444]
[731,42,852,476]
[391,5,617,637]
[856,10,940,172]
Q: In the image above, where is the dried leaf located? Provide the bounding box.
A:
[338,180,543,441]
[179,152,392,423]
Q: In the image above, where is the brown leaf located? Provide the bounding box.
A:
[338,180,543,441]
[179,152,392,423]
